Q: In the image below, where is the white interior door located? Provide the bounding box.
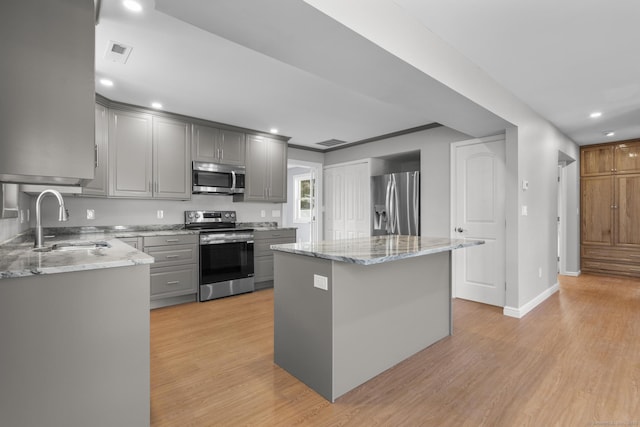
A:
[452,137,506,307]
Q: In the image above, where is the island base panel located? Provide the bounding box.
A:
[274,251,451,402]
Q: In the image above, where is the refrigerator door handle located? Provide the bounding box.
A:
[385,178,392,234]
[413,172,419,235]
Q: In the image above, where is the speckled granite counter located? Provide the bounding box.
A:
[0,225,195,279]
[0,237,153,279]
[270,235,483,265]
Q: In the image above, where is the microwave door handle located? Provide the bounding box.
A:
[230,170,236,193]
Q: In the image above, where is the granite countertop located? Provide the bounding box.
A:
[0,236,153,280]
[0,225,194,280]
[270,235,484,265]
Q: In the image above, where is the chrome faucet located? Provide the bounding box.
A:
[34,189,69,248]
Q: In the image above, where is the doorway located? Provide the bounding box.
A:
[283,160,323,243]
[450,135,507,307]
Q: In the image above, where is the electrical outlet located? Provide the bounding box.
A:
[313,274,328,291]
[538,267,542,278]
[521,205,528,216]
[86,209,95,220]
[19,210,24,224]
[271,209,281,218]
[157,210,164,219]
[260,210,266,218]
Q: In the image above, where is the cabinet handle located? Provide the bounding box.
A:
[220,148,224,159]
[166,281,180,285]
[94,144,98,168]
[166,254,180,259]
[165,239,180,243]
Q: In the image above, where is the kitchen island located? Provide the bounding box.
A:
[271,235,483,402]
[0,234,154,427]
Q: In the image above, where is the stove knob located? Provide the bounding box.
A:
[187,212,195,219]
[195,212,201,219]
[230,212,236,218]
[224,212,230,218]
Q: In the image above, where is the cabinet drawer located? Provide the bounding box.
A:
[254,229,296,240]
[145,244,197,267]
[582,259,640,277]
[581,246,640,263]
[143,234,198,247]
[150,265,198,299]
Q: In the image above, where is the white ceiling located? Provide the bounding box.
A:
[96,0,640,149]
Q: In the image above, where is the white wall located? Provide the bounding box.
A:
[305,0,581,312]
[324,126,472,237]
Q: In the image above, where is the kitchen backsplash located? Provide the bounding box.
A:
[0,191,31,242]
[29,194,283,228]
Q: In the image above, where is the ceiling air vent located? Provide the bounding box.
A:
[105,40,133,64]
[316,139,347,148]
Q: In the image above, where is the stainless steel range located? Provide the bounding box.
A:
[185,210,254,302]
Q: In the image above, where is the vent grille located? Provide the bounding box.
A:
[105,40,133,64]
[316,139,347,148]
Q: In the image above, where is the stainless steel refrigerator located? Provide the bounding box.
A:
[371,171,420,236]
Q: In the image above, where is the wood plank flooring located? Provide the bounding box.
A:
[150,274,640,426]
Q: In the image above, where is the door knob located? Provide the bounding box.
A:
[455,227,465,233]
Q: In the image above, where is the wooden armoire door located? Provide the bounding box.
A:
[581,176,614,246]
[614,174,640,247]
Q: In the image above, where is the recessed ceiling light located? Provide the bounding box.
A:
[99,78,114,87]
[123,0,142,12]
[270,128,279,134]
[151,102,163,109]
[590,112,602,118]
[604,131,615,137]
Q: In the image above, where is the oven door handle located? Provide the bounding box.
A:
[200,239,254,245]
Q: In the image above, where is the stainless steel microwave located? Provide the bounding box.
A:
[192,162,245,195]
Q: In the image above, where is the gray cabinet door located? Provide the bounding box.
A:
[83,103,109,196]
[218,129,246,165]
[192,124,219,163]
[153,116,191,200]
[267,138,287,202]
[108,109,153,198]
[245,135,270,200]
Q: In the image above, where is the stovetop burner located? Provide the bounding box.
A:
[184,210,252,233]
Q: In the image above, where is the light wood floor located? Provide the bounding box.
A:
[150,274,640,426]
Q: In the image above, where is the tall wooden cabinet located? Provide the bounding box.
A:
[581,140,640,277]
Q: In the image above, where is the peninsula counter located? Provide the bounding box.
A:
[271,235,483,402]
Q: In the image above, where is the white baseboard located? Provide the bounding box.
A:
[561,270,581,277]
[503,282,559,318]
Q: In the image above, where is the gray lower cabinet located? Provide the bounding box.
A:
[244,135,288,202]
[192,124,245,166]
[143,234,199,308]
[254,229,296,289]
[118,236,142,249]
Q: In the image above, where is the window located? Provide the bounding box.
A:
[294,173,313,223]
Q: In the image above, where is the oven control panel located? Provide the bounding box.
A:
[185,210,236,225]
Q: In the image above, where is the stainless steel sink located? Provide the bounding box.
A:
[33,241,111,252]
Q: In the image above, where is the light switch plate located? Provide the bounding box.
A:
[157,210,164,219]
[313,274,328,291]
[521,205,528,216]
[271,209,281,218]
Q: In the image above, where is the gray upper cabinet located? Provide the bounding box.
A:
[244,135,287,202]
[108,109,154,198]
[153,116,191,200]
[0,0,95,186]
[192,125,245,166]
[83,103,109,196]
